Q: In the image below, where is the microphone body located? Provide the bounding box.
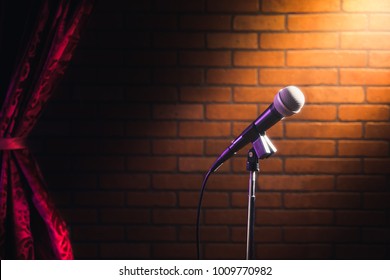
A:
[210,86,305,172]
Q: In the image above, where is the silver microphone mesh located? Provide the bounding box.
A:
[274,86,305,117]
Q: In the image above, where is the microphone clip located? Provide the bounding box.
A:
[252,132,277,160]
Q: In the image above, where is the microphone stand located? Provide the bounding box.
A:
[246,132,276,260]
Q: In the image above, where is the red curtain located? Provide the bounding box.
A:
[0,0,93,259]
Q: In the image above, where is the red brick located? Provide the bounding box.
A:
[180,87,231,102]
[362,228,390,243]
[206,104,258,120]
[101,209,151,224]
[207,0,259,12]
[126,226,176,241]
[337,175,387,191]
[127,192,176,207]
[256,210,333,225]
[261,33,338,49]
[153,209,196,225]
[301,86,364,103]
[153,139,203,155]
[288,14,367,31]
[336,211,386,226]
[179,226,229,242]
[339,105,389,121]
[232,156,283,173]
[370,15,390,30]
[233,87,281,102]
[263,0,340,12]
[127,156,177,171]
[154,32,204,48]
[369,51,390,67]
[260,68,338,85]
[341,32,390,49]
[207,175,245,191]
[364,193,390,209]
[207,33,258,49]
[335,245,386,259]
[286,122,362,138]
[258,175,334,191]
[205,209,247,225]
[152,174,203,190]
[285,158,362,174]
[343,0,390,12]
[204,244,244,259]
[208,69,258,85]
[365,122,390,139]
[339,140,389,156]
[234,121,283,138]
[179,51,231,66]
[231,192,281,208]
[206,139,233,155]
[100,174,150,189]
[284,193,361,209]
[154,68,203,84]
[286,105,336,121]
[74,191,125,207]
[234,15,285,31]
[284,227,359,243]
[231,227,282,243]
[180,15,231,30]
[273,140,336,156]
[287,50,366,67]
[258,244,332,259]
[126,86,178,102]
[204,137,227,156]
[153,104,203,119]
[340,69,390,85]
[127,121,177,137]
[153,244,195,259]
[364,159,390,174]
[179,192,229,208]
[179,157,231,172]
[367,87,390,103]
[234,51,284,66]
[179,121,231,137]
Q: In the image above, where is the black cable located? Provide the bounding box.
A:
[196,169,212,260]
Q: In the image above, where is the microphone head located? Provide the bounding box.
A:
[273,86,305,117]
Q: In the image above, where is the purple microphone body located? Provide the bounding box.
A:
[210,86,305,172]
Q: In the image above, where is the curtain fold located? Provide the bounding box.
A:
[0,0,93,259]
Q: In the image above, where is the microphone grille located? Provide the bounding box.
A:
[274,86,305,117]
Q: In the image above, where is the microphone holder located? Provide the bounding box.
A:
[246,132,276,260]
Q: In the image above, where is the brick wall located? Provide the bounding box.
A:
[32,0,390,259]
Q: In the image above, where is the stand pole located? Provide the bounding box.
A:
[246,148,259,260]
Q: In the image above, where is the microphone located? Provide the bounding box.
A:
[209,86,305,172]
